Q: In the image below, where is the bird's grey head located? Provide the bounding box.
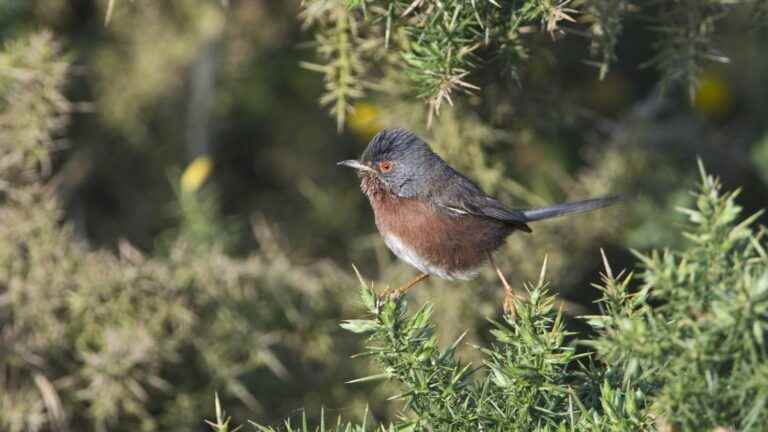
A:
[337,128,443,197]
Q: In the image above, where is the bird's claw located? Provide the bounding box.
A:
[377,273,429,304]
[377,287,402,303]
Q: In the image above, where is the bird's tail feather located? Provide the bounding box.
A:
[522,195,621,222]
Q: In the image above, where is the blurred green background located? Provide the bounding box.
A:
[1,1,768,430]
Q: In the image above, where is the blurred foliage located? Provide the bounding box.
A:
[250,165,768,431]
[0,31,69,190]
[0,0,767,430]
[0,31,371,431]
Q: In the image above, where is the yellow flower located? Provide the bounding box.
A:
[181,155,213,193]
[348,102,382,140]
[694,71,732,118]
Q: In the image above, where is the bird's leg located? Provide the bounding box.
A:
[396,272,430,296]
[381,273,430,300]
[488,252,516,318]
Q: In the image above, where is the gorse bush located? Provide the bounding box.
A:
[249,164,768,430]
[340,266,610,431]
[586,162,768,431]
[252,269,648,431]
[0,32,373,432]
[300,0,768,128]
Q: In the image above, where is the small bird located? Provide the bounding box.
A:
[338,128,619,312]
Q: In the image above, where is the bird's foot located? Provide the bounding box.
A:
[377,286,402,302]
[379,273,430,303]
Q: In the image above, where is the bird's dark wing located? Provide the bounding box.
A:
[430,170,533,233]
[427,164,619,233]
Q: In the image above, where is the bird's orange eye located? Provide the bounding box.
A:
[378,160,394,173]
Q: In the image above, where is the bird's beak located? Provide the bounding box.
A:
[337,159,375,173]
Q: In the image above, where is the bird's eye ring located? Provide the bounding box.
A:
[378,160,394,173]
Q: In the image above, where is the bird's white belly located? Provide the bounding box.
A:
[382,234,479,280]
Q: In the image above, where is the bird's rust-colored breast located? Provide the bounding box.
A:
[362,176,510,277]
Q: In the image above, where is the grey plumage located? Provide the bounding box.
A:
[356,128,619,234]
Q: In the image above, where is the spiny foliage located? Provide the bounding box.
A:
[586,161,768,431]
[300,0,763,127]
[248,164,768,430]
[253,266,648,431]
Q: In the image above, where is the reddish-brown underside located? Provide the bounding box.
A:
[362,175,511,273]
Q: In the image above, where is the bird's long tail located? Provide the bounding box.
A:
[522,195,621,222]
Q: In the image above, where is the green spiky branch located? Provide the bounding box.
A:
[299,0,764,129]
[300,1,370,131]
[252,262,647,430]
